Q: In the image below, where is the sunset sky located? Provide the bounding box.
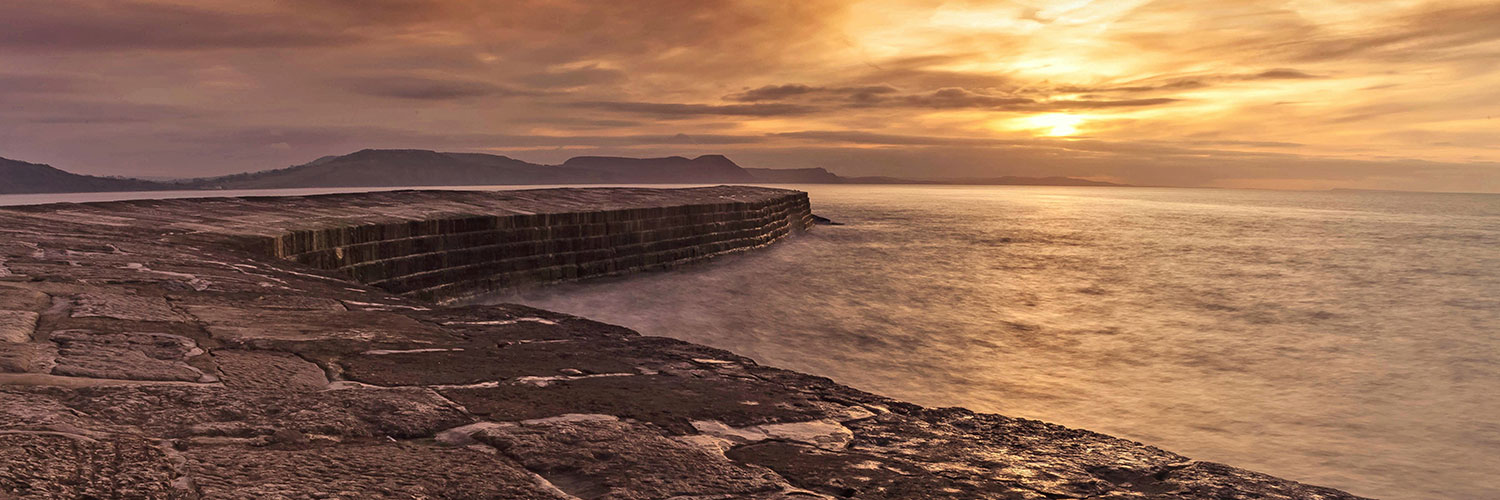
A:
[2,0,1498,191]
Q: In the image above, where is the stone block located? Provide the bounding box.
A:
[0,310,39,343]
[472,416,785,499]
[71,293,191,323]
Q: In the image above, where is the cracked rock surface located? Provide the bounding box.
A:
[0,188,1367,499]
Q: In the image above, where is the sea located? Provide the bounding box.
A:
[5,185,1496,499]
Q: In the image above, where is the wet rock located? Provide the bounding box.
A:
[185,440,566,499]
[473,416,787,499]
[1145,461,1369,500]
[811,214,844,226]
[442,374,836,434]
[728,440,1027,499]
[692,419,853,451]
[212,349,329,392]
[340,337,652,386]
[0,310,39,343]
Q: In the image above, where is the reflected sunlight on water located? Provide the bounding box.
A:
[485,185,1500,500]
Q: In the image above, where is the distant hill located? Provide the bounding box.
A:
[187,149,600,189]
[0,150,1130,194]
[844,175,1126,187]
[0,157,173,194]
[188,150,763,189]
[743,167,844,183]
[562,154,755,184]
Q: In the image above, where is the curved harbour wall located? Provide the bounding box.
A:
[265,191,813,302]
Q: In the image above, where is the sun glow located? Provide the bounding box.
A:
[1021,113,1088,136]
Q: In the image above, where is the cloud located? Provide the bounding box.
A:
[0,74,90,94]
[514,65,628,89]
[1287,3,1500,62]
[0,2,360,51]
[725,84,900,102]
[337,75,542,100]
[721,85,1180,112]
[571,101,817,117]
[0,0,1496,191]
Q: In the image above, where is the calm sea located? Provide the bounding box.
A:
[5,185,1496,499]
[482,185,1500,500]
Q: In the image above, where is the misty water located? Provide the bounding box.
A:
[6,185,1495,499]
[470,185,1500,500]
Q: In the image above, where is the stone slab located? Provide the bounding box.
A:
[71,293,190,323]
[0,343,57,374]
[213,349,330,392]
[184,440,567,500]
[473,416,787,499]
[182,305,455,352]
[441,374,838,434]
[0,433,184,499]
[0,311,38,343]
[0,286,49,312]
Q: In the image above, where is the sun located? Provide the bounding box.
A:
[1022,113,1087,137]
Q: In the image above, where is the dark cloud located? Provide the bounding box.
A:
[725,84,899,102]
[338,75,543,100]
[1051,98,1181,109]
[722,86,1179,112]
[571,101,817,117]
[1250,69,1319,80]
[0,2,360,51]
[893,88,1033,109]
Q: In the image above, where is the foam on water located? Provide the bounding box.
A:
[485,185,1500,500]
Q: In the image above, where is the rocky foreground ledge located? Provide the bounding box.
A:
[0,187,1364,499]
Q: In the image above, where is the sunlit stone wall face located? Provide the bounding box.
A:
[267,192,813,302]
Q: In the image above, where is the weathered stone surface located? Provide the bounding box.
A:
[49,330,207,382]
[341,338,655,387]
[213,349,330,391]
[0,286,49,312]
[185,440,566,500]
[183,305,453,352]
[0,433,184,499]
[0,189,1366,499]
[168,292,348,312]
[0,343,57,374]
[71,293,190,323]
[728,440,1031,499]
[0,310,38,343]
[30,385,471,440]
[473,415,788,499]
[0,389,102,431]
[441,374,843,434]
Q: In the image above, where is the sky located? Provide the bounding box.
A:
[1,0,1498,191]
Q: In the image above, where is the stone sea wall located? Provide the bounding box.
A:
[267,192,813,302]
[0,187,1367,499]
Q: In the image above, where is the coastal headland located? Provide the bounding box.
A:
[0,187,1363,499]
